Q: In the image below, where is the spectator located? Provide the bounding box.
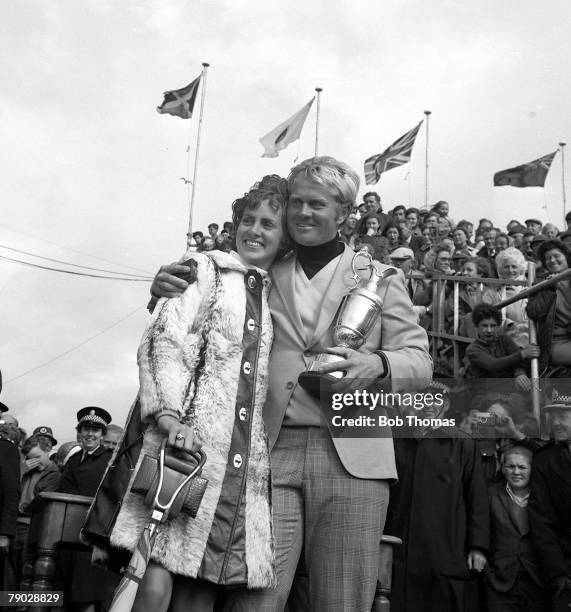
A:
[102,424,124,451]
[526,239,571,374]
[525,219,543,236]
[508,224,527,249]
[565,211,571,232]
[191,231,204,248]
[559,230,571,251]
[201,237,215,251]
[496,247,531,347]
[386,384,489,612]
[357,213,390,262]
[520,232,535,260]
[495,232,512,252]
[486,446,548,612]
[207,222,219,240]
[14,435,60,584]
[529,390,571,610]
[432,200,456,233]
[381,223,403,255]
[541,223,559,239]
[405,207,421,236]
[465,303,539,393]
[32,426,57,451]
[361,190,384,214]
[423,211,440,239]
[391,204,407,224]
[452,227,475,258]
[0,405,20,590]
[338,213,358,248]
[477,218,494,235]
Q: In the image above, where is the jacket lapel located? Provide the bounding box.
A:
[270,254,305,345]
[307,246,356,350]
[498,485,524,535]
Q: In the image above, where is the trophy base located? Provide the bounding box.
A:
[298,354,345,398]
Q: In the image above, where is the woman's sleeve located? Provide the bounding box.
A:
[137,256,210,421]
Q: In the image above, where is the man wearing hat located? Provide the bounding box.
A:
[528,391,571,611]
[59,407,112,496]
[32,426,58,450]
[525,218,543,236]
[59,407,118,611]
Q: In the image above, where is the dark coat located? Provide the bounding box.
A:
[59,445,112,496]
[19,461,60,514]
[385,430,490,612]
[528,443,571,582]
[486,481,544,592]
[526,286,556,371]
[0,437,20,537]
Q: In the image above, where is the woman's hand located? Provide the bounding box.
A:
[156,414,201,453]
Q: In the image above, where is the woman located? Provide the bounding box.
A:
[486,446,547,611]
[526,239,571,373]
[445,257,497,339]
[357,212,389,262]
[111,175,289,612]
[406,207,421,236]
[496,247,530,348]
[381,223,402,255]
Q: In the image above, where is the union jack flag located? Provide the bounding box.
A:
[364,121,423,185]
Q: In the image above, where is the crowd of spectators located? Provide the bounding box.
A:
[2,190,571,610]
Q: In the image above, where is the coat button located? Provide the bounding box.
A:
[233,454,243,468]
[247,318,256,332]
[243,361,252,375]
[238,407,248,421]
[247,276,257,290]
[286,381,294,390]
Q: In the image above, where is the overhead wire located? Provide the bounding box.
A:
[0,254,153,281]
[0,243,152,278]
[0,221,153,274]
[4,304,147,384]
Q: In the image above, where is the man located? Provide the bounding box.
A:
[151,156,432,610]
[207,222,219,240]
[529,390,571,611]
[0,401,20,589]
[361,191,390,231]
[102,423,123,451]
[525,218,543,236]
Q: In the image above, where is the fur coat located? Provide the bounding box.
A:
[111,250,274,588]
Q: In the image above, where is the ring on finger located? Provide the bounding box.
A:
[175,432,185,441]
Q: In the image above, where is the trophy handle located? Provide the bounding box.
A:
[351,248,375,288]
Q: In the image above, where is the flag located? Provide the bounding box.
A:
[493,151,557,187]
[364,121,423,185]
[157,75,201,119]
[259,98,315,158]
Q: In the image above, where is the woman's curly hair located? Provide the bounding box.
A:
[231,174,292,261]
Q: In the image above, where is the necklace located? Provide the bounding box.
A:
[505,482,529,508]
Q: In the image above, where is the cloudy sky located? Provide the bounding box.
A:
[1,0,570,444]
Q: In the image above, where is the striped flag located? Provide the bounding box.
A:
[259,98,315,158]
[364,121,423,185]
[156,75,201,119]
[493,151,557,187]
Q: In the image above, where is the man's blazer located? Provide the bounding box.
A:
[487,481,544,592]
[264,245,432,480]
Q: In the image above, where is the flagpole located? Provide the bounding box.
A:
[560,141,567,220]
[424,110,431,209]
[315,87,322,157]
[187,62,210,248]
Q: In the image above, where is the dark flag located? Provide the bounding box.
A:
[157,75,201,119]
[364,121,423,185]
[493,151,557,187]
